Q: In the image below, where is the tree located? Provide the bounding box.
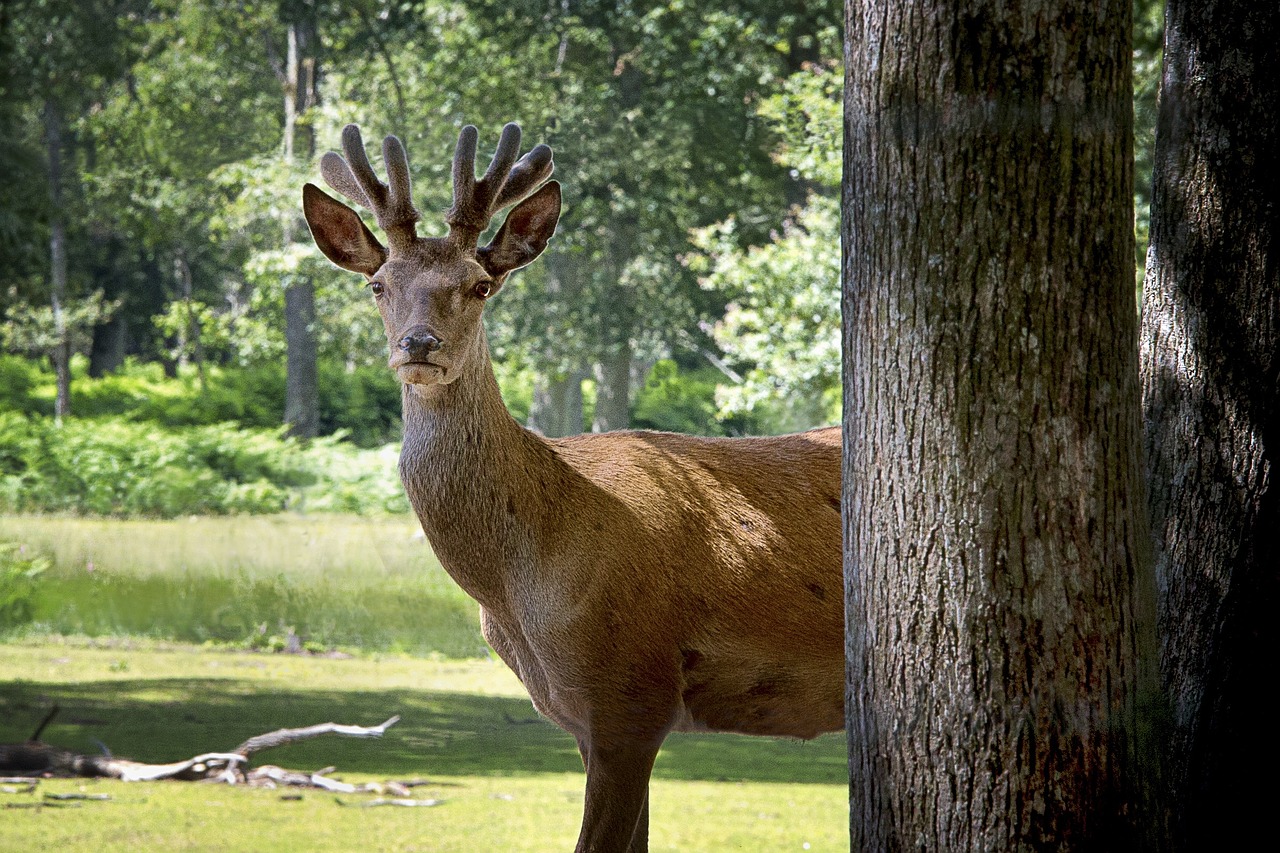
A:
[468,0,841,433]
[692,63,842,434]
[275,1,322,438]
[841,0,1161,847]
[76,0,283,375]
[2,0,140,418]
[1138,0,1279,847]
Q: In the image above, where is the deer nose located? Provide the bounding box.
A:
[398,332,444,360]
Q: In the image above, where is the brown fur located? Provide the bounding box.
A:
[304,124,842,853]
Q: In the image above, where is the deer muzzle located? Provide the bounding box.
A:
[391,327,446,384]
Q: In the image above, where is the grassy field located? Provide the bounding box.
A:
[0,515,486,656]
[0,641,848,851]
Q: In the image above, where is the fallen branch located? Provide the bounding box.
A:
[0,710,405,794]
[234,716,400,757]
[45,792,111,801]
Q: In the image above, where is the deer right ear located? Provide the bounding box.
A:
[302,183,388,276]
[478,181,562,279]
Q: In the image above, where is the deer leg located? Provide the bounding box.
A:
[627,788,650,853]
[574,738,660,853]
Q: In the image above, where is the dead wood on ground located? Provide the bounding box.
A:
[0,708,410,794]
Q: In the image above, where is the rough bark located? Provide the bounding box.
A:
[841,0,1160,848]
[1138,0,1280,847]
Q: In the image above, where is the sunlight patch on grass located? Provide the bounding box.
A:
[0,643,848,852]
[1,515,487,656]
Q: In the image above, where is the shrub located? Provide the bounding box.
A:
[1,355,404,448]
[0,413,406,518]
[0,541,48,630]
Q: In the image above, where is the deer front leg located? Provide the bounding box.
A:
[575,738,660,853]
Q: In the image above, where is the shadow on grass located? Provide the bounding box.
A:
[0,677,845,786]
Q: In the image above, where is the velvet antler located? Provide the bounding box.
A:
[319,125,421,253]
[317,123,554,257]
[445,123,554,244]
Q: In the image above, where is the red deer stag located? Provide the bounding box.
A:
[302,123,843,852]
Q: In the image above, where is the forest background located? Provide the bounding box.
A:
[0,2,1189,848]
[0,0,1163,521]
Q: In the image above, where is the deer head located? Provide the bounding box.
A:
[302,124,561,392]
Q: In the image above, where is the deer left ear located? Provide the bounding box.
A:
[302,183,388,276]
[478,181,561,279]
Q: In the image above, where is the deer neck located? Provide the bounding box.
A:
[398,328,558,610]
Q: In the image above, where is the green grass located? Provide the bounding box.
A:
[0,515,486,656]
[0,641,848,851]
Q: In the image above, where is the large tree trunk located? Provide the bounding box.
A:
[44,98,71,423]
[281,16,320,438]
[841,0,1161,848]
[1139,1,1279,848]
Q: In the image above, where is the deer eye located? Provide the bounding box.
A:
[473,280,493,299]
[369,280,385,297]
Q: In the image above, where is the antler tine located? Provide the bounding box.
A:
[446,123,551,242]
[478,123,523,189]
[381,135,421,237]
[319,151,371,209]
[447,126,479,231]
[339,125,387,210]
[319,124,420,251]
[493,144,555,210]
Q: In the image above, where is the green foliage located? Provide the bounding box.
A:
[690,63,842,432]
[0,541,49,629]
[0,412,408,518]
[632,359,730,436]
[0,289,120,354]
[756,63,844,187]
[693,198,841,431]
[1133,0,1165,274]
[1,354,404,448]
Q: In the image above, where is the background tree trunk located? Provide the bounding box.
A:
[44,97,71,423]
[591,227,637,433]
[281,14,319,439]
[841,0,1161,847]
[1138,0,1279,847]
[528,370,585,437]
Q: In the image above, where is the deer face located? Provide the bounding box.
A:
[302,124,561,392]
[365,246,489,388]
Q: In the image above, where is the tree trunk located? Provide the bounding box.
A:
[44,98,71,423]
[591,230,636,433]
[281,16,320,438]
[173,249,206,390]
[528,370,584,437]
[1138,0,1280,847]
[88,317,125,377]
[841,0,1161,848]
[591,343,630,433]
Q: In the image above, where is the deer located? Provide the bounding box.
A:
[301,122,843,852]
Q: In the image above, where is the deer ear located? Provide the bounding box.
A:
[478,181,561,280]
[302,183,387,276]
